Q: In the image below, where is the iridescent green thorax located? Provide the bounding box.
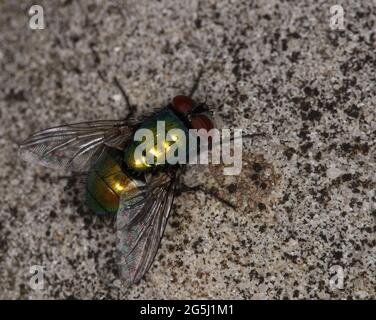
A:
[86,148,145,215]
[124,108,190,172]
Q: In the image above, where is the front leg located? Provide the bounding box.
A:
[175,183,237,210]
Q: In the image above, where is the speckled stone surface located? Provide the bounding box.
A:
[1,0,375,299]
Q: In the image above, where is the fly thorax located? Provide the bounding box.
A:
[124,109,190,171]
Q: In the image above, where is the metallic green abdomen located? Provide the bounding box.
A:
[124,108,189,171]
[86,149,144,215]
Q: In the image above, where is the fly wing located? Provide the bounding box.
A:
[116,172,177,285]
[19,119,135,172]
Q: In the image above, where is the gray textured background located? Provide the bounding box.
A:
[1,0,375,299]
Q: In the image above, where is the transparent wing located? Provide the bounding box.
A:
[116,172,177,285]
[19,119,135,172]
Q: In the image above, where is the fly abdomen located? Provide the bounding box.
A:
[85,148,144,216]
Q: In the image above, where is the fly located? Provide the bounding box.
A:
[18,75,224,286]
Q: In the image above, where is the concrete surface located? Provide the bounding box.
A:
[0,0,375,299]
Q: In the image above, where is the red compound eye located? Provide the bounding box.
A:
[191,114,214,131]
[172,95,195,114]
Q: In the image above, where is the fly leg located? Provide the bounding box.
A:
[188,68,204,98]
[80,1,136,121]
[96,69,137,121]
[176,183,237,210]
[207,132,269,152]
[113,77,136,120]
[241,132,268,141]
